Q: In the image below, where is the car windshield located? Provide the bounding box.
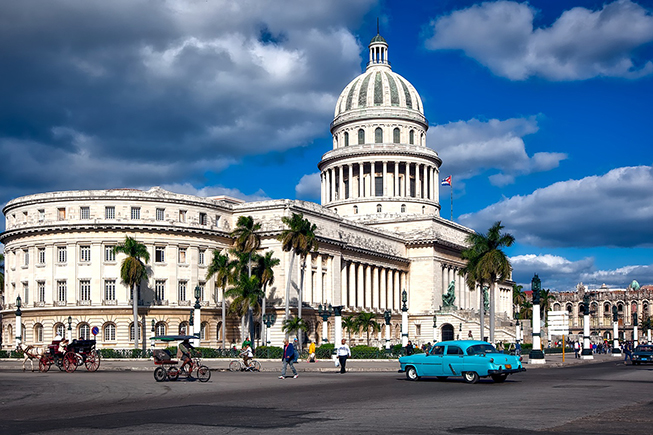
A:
[466,344,498,355]
[635,346,653,352]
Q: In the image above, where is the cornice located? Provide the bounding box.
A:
[318,145,441,170]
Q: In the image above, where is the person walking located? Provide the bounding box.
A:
[574,340,580,358]
[405,340,414,356]
[279,339,298,379]
[307,341,316,363]
[336,338,351,374]
[624,341,632,364]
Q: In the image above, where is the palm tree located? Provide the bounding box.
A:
[113,237,150,350]
[225,274,264,342]
[206,250,236,350]
[254,251,280,345]
[355,312,381,346]
[520,299,533,320]
[460,221,515,343]
[341,315,358,343]
[281,316,308,341]
[512,284,525,318]
[278,212,318,348]
[539,289,556,326]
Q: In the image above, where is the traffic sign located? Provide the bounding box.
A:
[91,326,99,336]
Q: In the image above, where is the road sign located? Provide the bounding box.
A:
[91,326,99,336]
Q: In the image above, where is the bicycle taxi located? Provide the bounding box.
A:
[150,335,211,382]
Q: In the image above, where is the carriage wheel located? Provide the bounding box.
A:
[229,360,242,372]
[154,367,167,382]
[167,367,179,381]
[39,356,51,373]
[197,365,211,382]
[85,350,101,372]
[63,352,78,373]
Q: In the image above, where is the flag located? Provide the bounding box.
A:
[441,176,452,186]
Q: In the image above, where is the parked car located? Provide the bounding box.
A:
[398,340,526,383]
[631,344,653,365]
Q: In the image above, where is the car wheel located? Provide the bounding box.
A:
[405,366,420,381]
[436,376,448,381]
[463,371,479,384]
[491,374,508,383]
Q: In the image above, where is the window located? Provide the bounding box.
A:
[80,245,91,262]
[78,323,90,340]
[179,210,187,222]
[104,323,116,341]
[80,206,90,220]
[375,127,383,143]
[57,281,67,302]
[178,281,187,301]
[198,250,205,266]
[55,323,65,338]
[446,346,463,355]
[199,212,207,225]
[358,129,365,144]
[104,280,116,301]
[430,345,444,355]
[105,245,115,262]
[155,247,165,263]
[376,204,382,213]
[375,176,383,196]
[131,207,141,220]
[34,324,44,342]
[178,248,187,264]
[179,322,189,335]
[393,127,400,143]
[38,281,45,303]
[129,284,141,301]
[80,280,91,301]
[198,282,205,301]
[155,322,166,336]
[23,211,28,222]
[353,205,358,214]
[38,247,46,265]
[155,280,165,301]
[129,323,141,342]
[58,246,67,263]
[409,130,415,145]
[58,208,66,220]
[38,209,45,221]
[23,249,29,266]
[23,282,29,305]
[156,208,165,221]
[344,132,349,147]
[105,206,115,219]
[200,322,208,340]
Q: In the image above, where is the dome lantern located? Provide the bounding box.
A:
[368,31,389,69]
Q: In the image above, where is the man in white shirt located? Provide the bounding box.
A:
[336,339,351,374]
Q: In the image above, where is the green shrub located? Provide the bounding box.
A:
[255,346,283,359]
[316,343,334,359]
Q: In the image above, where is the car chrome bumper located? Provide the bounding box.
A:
[488,367,526,375]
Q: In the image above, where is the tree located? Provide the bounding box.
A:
[539,289,556,326]
[460,221,514,343]
[206,250,236,350]
[341,315,358,343]
[512,284,525,318]
[355,312,381,346]
[281,316,308,341]
[254,251,280,344]
[520,299,533,320]
[277,212,318,348]
[114,237,150,350]
[225,274,264,343]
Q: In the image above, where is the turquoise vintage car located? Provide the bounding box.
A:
[398,340,525,383]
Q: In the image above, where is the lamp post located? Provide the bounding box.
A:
[580,294,593,360]
[262,312,275,352]
[401,289,408,347]
[432,314,438,344]
[151,319,156,350]
[15,296,22,348]
[67,315,73,342]
[193,285,201,347]
[384,310,393,350]
[515,317,521,348]
[612,305,621,356]
[317,304,333,343]
[333,305,343,346]
[633,312,639,347]
[529,274,546,364]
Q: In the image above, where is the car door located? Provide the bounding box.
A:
[421,345,445,376]
[442,345,465,376]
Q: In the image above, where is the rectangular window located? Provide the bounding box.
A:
[80,280,91,301]
[198,249,205,266]
[105,245,115,262]
[178,281,186,301]
[155,247,165,263]
[199,212,207,225]
[38,247,46,265]
[156,208,165,221]
[179,210,186,223]
[178,248,187,264]
[104,280,116,301]
[23,249,29,266]
[57,281,67,302]
[57,246,67,263]
[105,206,115,219]
[198,282,205,301]
[23,282,29,305]
[38,281,45,302]
[80,245,91,262]
[80,206,90,220]
[375,176,383,196]
[131,207,141,220]
[38,209,45,222]
[58,208,66,220]
[155,280,166,301]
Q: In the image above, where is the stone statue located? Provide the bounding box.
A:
[483,286,489,314]
[442,280,456,308]
[612,305,619,323]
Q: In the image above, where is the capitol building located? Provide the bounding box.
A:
[1,34,517,351]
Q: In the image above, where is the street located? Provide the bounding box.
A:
[1,360,652,434]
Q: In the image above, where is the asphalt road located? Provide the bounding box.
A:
[1,360,652,435]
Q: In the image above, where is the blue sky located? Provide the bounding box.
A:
[1,0,652,291]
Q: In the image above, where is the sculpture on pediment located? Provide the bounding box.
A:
[442,280,456,309]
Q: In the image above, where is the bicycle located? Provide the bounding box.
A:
[163,351,211,382]
[229,358,261,372]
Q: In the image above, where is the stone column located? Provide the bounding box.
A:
[320,172,325,204]
[380,268,387,309]
[416,163,421,198]
[338,165,344,200]
[382,161,388,196]
[348,164,353,199]
[329,168,335,203]
[358,163,364,197]
[365,265,372,309]
[404,163,409,197]
[394,271,400,311]
[334,306,343,346]
[322,319,329,344]
[357,264,365,308]
[348,261,356,308]
[394,162,399,197]
[371,161,376,197]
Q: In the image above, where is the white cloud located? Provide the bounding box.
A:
[425,0,653,80]
[460,165,653,248]
[429,117,566,186]
[295,172,321,199]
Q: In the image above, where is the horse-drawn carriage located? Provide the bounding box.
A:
[39,338,101,373]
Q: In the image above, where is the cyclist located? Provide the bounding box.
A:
[177,338,195,375]
[240,343,254,369]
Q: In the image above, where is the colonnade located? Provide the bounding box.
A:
[321,161,438,203]
[340,260,406,312]
[299,253,334,306]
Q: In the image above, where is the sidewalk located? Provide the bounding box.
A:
[0,352,619,372]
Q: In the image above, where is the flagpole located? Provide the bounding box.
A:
[450,187,453,221]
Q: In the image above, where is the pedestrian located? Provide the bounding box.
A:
[574,340,580,358]
[292,338,300,363]
[624,341,632,364]
[336,338,351,374]
[405,340,414,356]
[279,339,298,379]
[307,341,316,363]
[468,330,473,339]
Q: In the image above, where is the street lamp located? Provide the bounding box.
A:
[580,293,594,359]
[193,285,201,346]
[401,289,408,347]
[194,285,202,309]
[151,319,156,350]
[317,304,333,343]
[262,312,276,356]
[432,314,438,344]
[67,315,73,342]
[529,274,546,364]
[15,296,23,347]
[384,310,392,350]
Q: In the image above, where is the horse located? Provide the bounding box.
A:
[16,343,46,372]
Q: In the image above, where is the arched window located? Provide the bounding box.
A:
[179,321,189,335]
[344,132,349,147]
[104,323,116,341]
[54,323,65,339]
[401,204,406,213]
[78,323,90,340]
[358,129,365,144]
[217,322,223,341]
[155,322,166,336]
[393,128,400,143]
[375,127,383,143]
[200,322,208,340]
[129,322,141,342]
[7,325,13,342]
[604,303,611,314]
[353,205,358,214]
[34,324,44,343]
[420,133,425,145]
[553,303,561,311]
[376,204,382,213]
[409,130,415,145]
